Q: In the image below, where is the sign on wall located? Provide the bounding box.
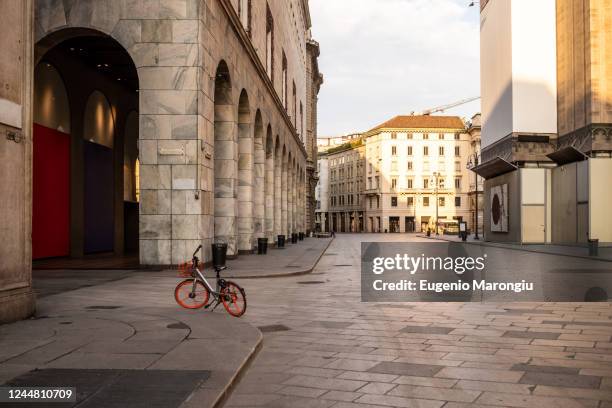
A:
[490,184,508,232]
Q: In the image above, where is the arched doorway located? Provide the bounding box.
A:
[32,31,139,267]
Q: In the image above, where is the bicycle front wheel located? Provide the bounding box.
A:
[221,281,247,317]
[175,279,210,309]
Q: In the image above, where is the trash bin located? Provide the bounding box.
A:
[277,235,285,248]
[589,239,599,257]
[292,233,298,243]
[257,237,268,254]
[211,242,227,268]
[299,232,304,241]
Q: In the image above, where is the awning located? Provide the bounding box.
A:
[470,156,517,179]
[546,146,587,165]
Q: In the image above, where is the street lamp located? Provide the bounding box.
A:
[429,172,440,235]
[467,154,480,240]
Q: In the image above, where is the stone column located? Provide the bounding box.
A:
[253,138,265,239]
[287,165,293,237]
[0,0,36,323]
[237,122,253,252]
[274,151,282,241]
[265,153,275,243]
[281,157,288,237]
[133,7,201,265]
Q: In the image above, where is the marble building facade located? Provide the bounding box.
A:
[0,0,321,322]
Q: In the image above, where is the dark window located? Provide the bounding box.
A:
[391,146,397,155]
[438,133,444,140]
[407,146,413,155]
[455,197,461,207]
[454,133,460,140]
[407,196,414,206]
[455,146,460,156]
[423,146,429,156]
[423,133,429,140]
[391,197,398,207]
[423,196,430,207]
[391,132,397,139]
[266,5,274,78]
[439,146,444,155]
[439,197,445,206]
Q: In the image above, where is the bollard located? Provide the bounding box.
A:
[277,235,285,248]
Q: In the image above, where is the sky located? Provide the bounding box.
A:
[309,0,481,137]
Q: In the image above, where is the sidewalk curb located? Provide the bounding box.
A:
[224,237,334,279]
[418,234,612,263]
[210,328,264,408]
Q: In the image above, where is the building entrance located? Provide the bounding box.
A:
[32,31,139,269]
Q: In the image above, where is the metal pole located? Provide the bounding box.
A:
[435,172,439,235]
[474,156,479,240]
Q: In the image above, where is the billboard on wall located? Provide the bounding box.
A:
[490,184,508,232]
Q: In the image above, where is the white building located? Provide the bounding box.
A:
[314,153,329,231]
[477,0,612,244]
[363,116,476,234]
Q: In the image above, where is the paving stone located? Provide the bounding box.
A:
[475,391,587,407]
[400,326,454,335]
[357,382,397,394]
[324,359,379,372]
[455,379,534,394]
[519,372,601,389]
[355,393,444,408]
[435,367,524,383]
[278,385,328,398]
[337,371,399,383]
[503,331,561,340]
[393,375,457,388]
[510,364,580,375]
[320,390,362,402]
[282,375,367,392]
[368,362,443,377]
[388,384,482,403]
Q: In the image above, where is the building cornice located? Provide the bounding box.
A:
[218,0,307,158]
[363,127,467,138]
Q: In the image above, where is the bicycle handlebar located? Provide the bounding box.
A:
[192,244,202,259]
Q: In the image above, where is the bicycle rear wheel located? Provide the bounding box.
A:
[175,279,210,309]
[221,281,247,317]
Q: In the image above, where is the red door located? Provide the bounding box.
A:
[32,123,70,259]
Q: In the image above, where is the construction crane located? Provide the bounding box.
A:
[411,96,480,116]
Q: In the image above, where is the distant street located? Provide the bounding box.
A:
[227,233,612,408]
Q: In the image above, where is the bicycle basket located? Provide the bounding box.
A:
[176,261,194,278]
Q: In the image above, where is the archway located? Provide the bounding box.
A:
[213,61,238,256]
[32,31,139,267]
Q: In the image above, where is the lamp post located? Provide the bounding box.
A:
[467,154,480,240]
[430,172,440,235]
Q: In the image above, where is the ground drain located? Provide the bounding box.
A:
[323,253,338,256]
[297,281,325,284]
[258,324,291,333]
[85,305,121,310]
[334,264,352,267]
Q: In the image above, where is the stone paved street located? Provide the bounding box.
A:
[227,233,612,408]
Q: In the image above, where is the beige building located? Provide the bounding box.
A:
[327,138,366,233]
[363,116,477,234]
[315,133,362,232]
[478,0,612,244]
[0,0,321,323]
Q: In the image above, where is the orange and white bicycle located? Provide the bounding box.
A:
[174,245,247,317]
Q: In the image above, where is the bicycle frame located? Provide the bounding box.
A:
[190,264,225,309]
